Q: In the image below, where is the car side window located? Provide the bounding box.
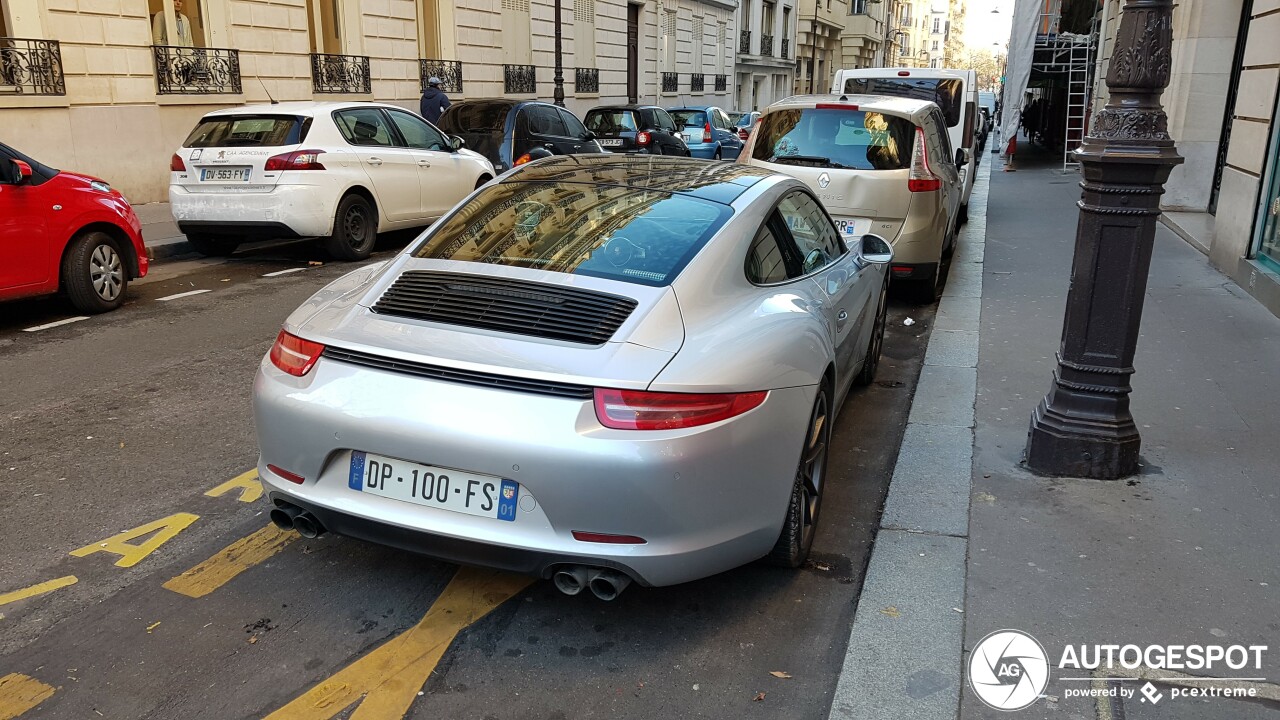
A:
[932,111,954,166]
[523,105,568,137]
[713,109,729,130]
[775,191,845,274]
[386,109,450,151]
[334,108,396,147]
[558,108,589,139]
[746,220,801,284]
[655,109,677,132]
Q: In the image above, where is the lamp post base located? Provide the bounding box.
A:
[1025,388,1140,480]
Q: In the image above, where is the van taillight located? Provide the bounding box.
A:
[265,149,325,171]
[170,153,186,172]
[908,127,941,193]
[703,123,713,143]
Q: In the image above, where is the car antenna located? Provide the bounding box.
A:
[258,77,279,105]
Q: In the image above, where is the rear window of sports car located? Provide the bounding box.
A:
[411,181,731,287]
[184,115,310,148]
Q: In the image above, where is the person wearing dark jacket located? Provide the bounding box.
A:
[420,78,451,125]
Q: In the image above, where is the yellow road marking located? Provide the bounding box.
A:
[206,470,264,503]
[163,524,298,598]
[265,566,532,720]
[69,513,200,568]
[0,576,77,608]
[0,674,55,720]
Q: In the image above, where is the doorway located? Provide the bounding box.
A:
[306,0,342,54]
[627,3,639,103]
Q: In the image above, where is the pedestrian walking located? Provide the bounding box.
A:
[420,77,451,125]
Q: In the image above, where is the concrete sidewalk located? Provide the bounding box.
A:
[133,202,192,260]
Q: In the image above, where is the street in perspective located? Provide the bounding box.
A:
[1,0,1279,718]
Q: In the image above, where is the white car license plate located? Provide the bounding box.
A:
[682,132,697,143]
[835,218,873,238]
[200,167,252,182]
[348,451,518,522]
[598,138,623,147]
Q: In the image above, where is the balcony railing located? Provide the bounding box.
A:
[661,72,677,93]
[575,67,598,94]
[739,30,751,54]
[419,58,463,93]
[504,63,536,94]
[311,52,370,93]
[690,73,704,92]
[760,33,774,57]
[715,74,727,92]
[781,38,790,59]
[0,37,65,95]
[153,46,241,94]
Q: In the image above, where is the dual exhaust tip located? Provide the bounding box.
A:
[270,502,326,539]
[553,565,633,601]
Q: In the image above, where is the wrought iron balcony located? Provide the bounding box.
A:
[715,74,727,92]
[153,46,241,94]
[739,30,751,54]
[690,73,704,92]
[0,37,65,95]
[311,52,370,93]
[419,58,463,93]
[661,72,678,93]
[574,67,598,94]
[781,38,789,59]
[760,33,774,57]
[504,64,536,94]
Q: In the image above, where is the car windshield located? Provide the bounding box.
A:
[183,115,307,147]
[752,108,914,170]
[411,181,731,287]
[670,110,708,128]
[585,110,638,134]
[840,77,964,127]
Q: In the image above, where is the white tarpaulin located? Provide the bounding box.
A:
[998,0,1044,157]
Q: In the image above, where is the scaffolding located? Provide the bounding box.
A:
[1025,0,1098,171]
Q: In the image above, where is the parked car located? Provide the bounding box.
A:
[583,105,690,156]
[253,155,893,596]
[831,68,979,224]
[741,94,964,302]
[437,99,604,174]
[169,102,495,261]
[667,106,745,160]
[0,142,148,313]
[733,111,762,141]
[978,91,997,132]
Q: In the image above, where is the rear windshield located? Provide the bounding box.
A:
[752,108,914,171]
[412,181,731,287]
[840,77,963,127]
[670,110,707,128]
[184,115,308,148]
[584,110,638,133]
[437,103,508,133]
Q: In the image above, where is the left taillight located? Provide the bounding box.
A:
[702,122,713,144]
[170,153,186,172]
[269,330,325,377]
[907,127,941,193]
[265,149,325,171]
[593,388,767,430]
[637,131,651,146]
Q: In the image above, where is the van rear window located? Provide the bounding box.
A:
[751,108,914,171]
[184,115,308,148]
[841,78,963,127]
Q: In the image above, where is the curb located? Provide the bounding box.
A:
[146,238,195,262]
[827,160,989,720]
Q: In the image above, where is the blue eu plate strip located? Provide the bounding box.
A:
[349,451,366,491]
[497,479,519,522]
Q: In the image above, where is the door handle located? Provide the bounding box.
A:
[367,157,383,166]
[417,159,431,167]
[836,310,849,330]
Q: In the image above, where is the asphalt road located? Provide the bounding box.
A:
[0,234,937,720]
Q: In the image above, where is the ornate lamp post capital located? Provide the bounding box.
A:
[1024,0,1183,480]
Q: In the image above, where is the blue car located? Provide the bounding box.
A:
[667,106,744,160]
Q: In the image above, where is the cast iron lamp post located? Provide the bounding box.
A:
[553,0,565,107]
[1024,0,1183,479]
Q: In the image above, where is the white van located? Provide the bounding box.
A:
[831,68,979,223]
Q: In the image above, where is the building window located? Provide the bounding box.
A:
[931,40,938,51]
[1259,100,1280,273]
[932,17,941,33]
[502,0,532,67]
[574,0,596,71]
[716,22,725,75]
[850,0,866,13]
[692,16,703,75]
[662,8,676,72]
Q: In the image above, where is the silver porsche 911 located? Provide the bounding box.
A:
[253,155,892,599]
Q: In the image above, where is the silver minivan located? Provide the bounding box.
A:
[740,94,964,302]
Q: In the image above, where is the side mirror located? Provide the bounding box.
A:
[955,148,969,167]
[859,234,893,265]
[449,136,466,151]
[2,158,32,186]
[582,130,596,141]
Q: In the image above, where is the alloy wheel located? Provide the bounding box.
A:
[798,390,830,548]
[90,244,123,301]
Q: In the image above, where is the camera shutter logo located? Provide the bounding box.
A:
[969,630,1051,711]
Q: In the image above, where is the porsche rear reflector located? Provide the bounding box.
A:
[572,531,648,544]
[268,464,305,484]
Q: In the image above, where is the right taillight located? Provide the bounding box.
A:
[908,127,941,193]
[269,330,325,376]
[593,388,767,430]
[514,152,534,166]
[637,131,651,146]
[170,153,186,172]
[265,149,325,171]
[702,122,713,143]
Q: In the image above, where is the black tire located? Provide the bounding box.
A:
[766,385,832,568]
[185,232,239,257]
[474,175,491,190]
[958,202,969,227]
[855,279,889,387]
[62,231,128,314]
[713,148,722,161]
[325,193,377,261]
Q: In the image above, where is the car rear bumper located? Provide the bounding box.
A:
[169,184,336,238]
[686,143,719,159]
[176,221,305,240]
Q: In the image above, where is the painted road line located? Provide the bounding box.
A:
[263,268,307,277]
[0,673,55,720]
[205,469,263,503]
[69,513,200,568]
[265,567,532,720]
[0,576,78,608]
[156,289,213,302]
[21,317,89,333]
[163,524,297,599]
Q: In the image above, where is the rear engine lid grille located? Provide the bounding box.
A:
[321,346,594,399]
[371,271,638,345]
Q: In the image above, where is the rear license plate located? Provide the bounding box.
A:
[835,218,872,238]
[598,139,623,147]
[348,450,518,521]
[200,167,252,182]
[682,132,696,143]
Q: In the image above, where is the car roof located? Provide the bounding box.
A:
[764,93,939,119]
[497,155,780,205]
[586,105,662,111]
[202,101,404,117]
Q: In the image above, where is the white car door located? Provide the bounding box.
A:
[384,108,470,218]
[333,107,422,223]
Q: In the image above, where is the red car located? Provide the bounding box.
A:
[0,142,149,313]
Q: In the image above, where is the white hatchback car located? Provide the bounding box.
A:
[170,101,496,260]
